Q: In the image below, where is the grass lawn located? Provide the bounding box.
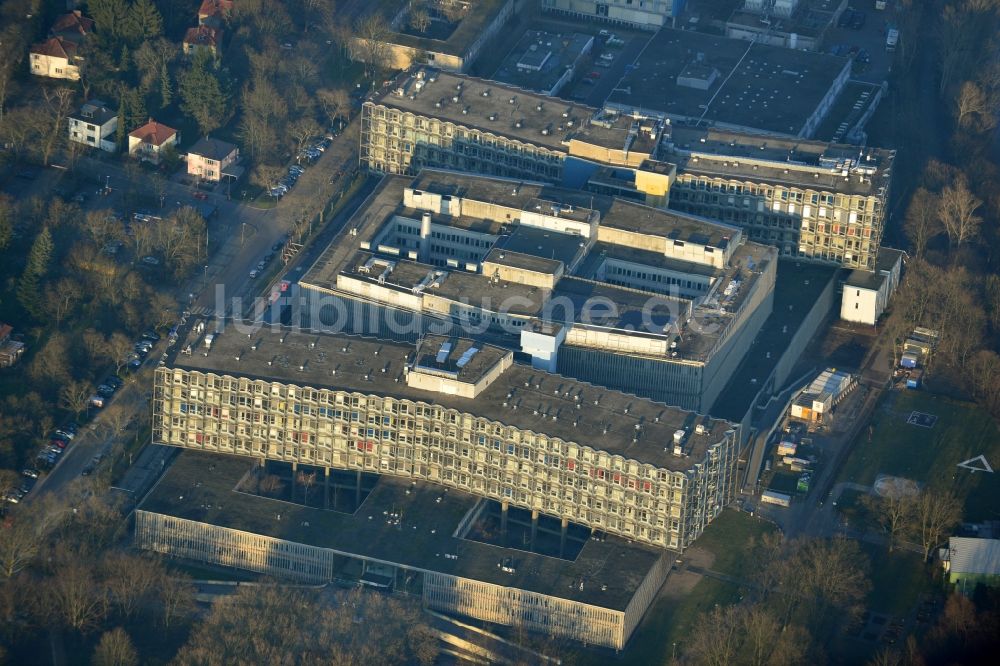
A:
[689,509,778,578]
[862,542,937,616]
[837,390,1000,521]
[569,578,742,666]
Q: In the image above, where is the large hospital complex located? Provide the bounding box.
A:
[138,13,899,650]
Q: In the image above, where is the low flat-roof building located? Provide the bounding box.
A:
[726,0,842,52]
[362,68,677,208]
[492,30,595,96]
[789,368,856,423]
[661,125,894,270]
[840,247,903,325]
[942,537,1000,592]
[350,0,516,73]
[137,449,672,649]
[604,27,851,138]
[298,170,776,413]
[541,0,685,30]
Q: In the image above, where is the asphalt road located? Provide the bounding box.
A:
[21,120,366,506]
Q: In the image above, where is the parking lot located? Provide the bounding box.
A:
[822,3,903,84]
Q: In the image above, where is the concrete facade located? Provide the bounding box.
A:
[840,247,903,324]
[541,0,682,29]
[662,127,893,270]
[153,327,742,552]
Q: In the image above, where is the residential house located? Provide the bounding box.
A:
[183,25,224,58]
[0,324,25,368]
[198,0,234,28]
[128,119,179,164]
[50,9,95,41]
[942,537,1000,593]
[187,137,239,182]
[29,10,94,81]
[68,99,118,152]
[29,36,82,80]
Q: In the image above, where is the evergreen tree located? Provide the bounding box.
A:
[179,52,229,137]
[116,93,127,150]
[124,0,164,43]
[119,45,130,72]
[159,62,172,108]
[18,227,54,317]
[89,0,128,41]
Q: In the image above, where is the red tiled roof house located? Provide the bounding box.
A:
[128,119,180,164]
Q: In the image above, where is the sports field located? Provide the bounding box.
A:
[837,390,999,521]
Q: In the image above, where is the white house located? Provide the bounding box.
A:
[29,36,82,80]
[841,248,904,325]
[68,99,118,152]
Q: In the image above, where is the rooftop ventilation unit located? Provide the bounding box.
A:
[435,342,453,364]
[455,347,480,368]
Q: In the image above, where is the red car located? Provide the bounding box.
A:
[51,439,67,449]
[588,71,601,79]
[193,191,209,201]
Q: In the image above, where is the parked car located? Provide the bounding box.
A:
[837,9,855,28]
[97,384,116,398]
[53,429,75,440]
[256,260,267,271]
[106,376,124,389]
[271,242,284,252]
[249,269,259,279]
[141,255,160,266]
[22,468,39,479]
[89,395,105,409]
[289,165,305,175]
[141,330,160,342]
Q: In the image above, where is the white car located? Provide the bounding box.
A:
[249,269,259,279]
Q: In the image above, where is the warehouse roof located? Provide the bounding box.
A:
[605,28,849,136]
[947,537,1000,576]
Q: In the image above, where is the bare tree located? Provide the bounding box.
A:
[937,176,982,252]
[259,474,284,495]
[109,332,135,375]
[60,380,93,419]
[862,479,917,551]
[410,6,431,33]
[354,14,392,78]
[955,80,998,132]
[298,470,317,505]
[288,117,322,156]
[158,572,196,628]
[92,627,139,666]
[903,188,941,259]
[42,558,107,632]
[316,87,351,127]
[911,488,962,561]
[103,553,159,619]
[40,87,75,165]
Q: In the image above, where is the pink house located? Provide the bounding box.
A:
[187,137,239,182]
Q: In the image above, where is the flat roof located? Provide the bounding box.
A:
[166,321,736,470]
[663,126,893,196]
[844,247,903,290]
[484,247,563,275]
[140,450,666,610]
[492,30,594,95]
[373,69,640,153]
[726,0,841,39]
[382,0,511,58]
[605,28,849,135]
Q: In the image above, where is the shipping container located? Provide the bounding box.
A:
[761,490,792,507]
